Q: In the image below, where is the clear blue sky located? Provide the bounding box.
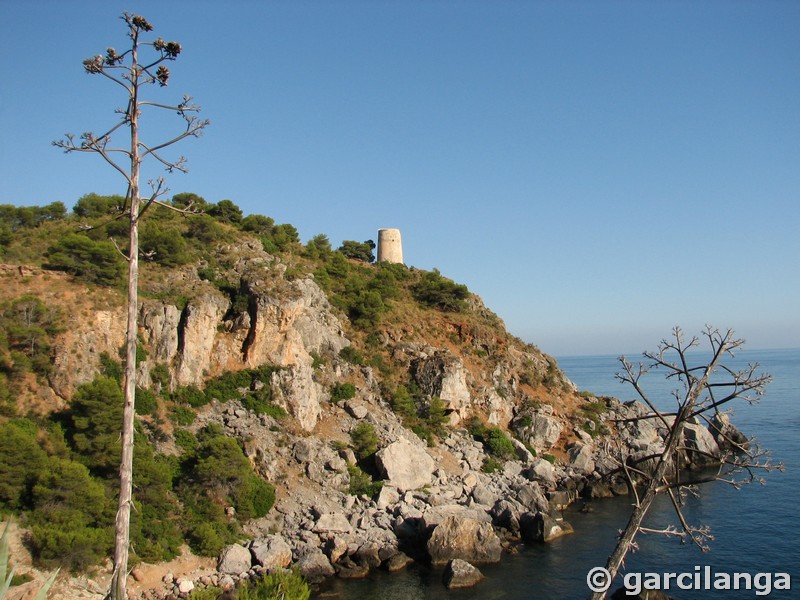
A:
[1,1,798,356]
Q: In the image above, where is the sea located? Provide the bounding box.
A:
[315,347,799,599]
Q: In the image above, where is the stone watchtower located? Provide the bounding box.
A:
[377,228,404,264]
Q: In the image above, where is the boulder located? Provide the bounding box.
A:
[297,548,336,581]
[376,438,436,491]
[385,551,414,572]
[520,512,574,543]
[683,422,721,466]
[471,483,498,507]
[345,400,369,420]
[427,515,503,565]
[217,543,252,574]
[518,410,563,451]
[411,351,472,421]
[526,458,557,485]
[443,558,485,589]
[422,504,492,531]
[376,485,401,510]
[546,489,574,510]
[250,535,292,570]
[569,442,595,474]
[514,481,549,513]
[709,412,750,451]
[313,512,353,534]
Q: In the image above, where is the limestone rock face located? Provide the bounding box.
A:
[376,438,436,491]
[241,276,349,368]
[427,515,503,565]
[271,363,324,431]
[411,351,472,422]
[49,309,125,398]
[175,292,230,386]
[514,407,563,451]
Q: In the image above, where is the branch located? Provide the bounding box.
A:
[139,115,209,162]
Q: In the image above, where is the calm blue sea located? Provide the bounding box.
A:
[316,348,799,599]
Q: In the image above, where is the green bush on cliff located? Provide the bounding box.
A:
[410,269,469,312]
[468,418,517,463]
[350,423,378,461]
[347,463,383,499]
[237,569,311,600]
[45,232,125,286]
[0,421,48,511]
[176,425,276,555]
[27,457,112,572]
[329,382,356,404]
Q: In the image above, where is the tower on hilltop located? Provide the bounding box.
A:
[377,228,403,264]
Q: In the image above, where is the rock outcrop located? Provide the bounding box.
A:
[375,438,436,492]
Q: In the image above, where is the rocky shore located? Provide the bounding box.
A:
[129,392,739,599]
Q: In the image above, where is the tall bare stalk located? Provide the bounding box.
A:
[53,14,208,599]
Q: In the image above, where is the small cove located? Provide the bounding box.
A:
[316,348,799,599]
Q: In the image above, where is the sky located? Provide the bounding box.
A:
[1,1,798,357]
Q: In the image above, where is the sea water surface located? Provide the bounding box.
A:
[316,348,799,599]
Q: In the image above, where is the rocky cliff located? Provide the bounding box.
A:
[0,236,738,599]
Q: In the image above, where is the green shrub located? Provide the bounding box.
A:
[45,232,124,286]
[0,421,48,510]
[188,587,223,600]
[337,239,375,263]
[135,386,158,416]
[310,352,325,370]
[139,221,190,266]
[99,351,123,382]
[350,423,378,461]
[28,457,112,572]
[172,385,208,408]
[170,405,196,426]
[173,428,198,454]
[410,269,469,312]
[468,418,516,461]
[72,193,123,218]
[236,569,311,600]
[185,520,230,557]
[0,295,62,378]
[330,383,356,404]
[481,457,503,474]
[485,427,516,460]
[426,396,448,439]
[177,426,276,551]
[347,463,382,498]
[68,376,124,476]
[338,346,364,366]
[391,385,417,421]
